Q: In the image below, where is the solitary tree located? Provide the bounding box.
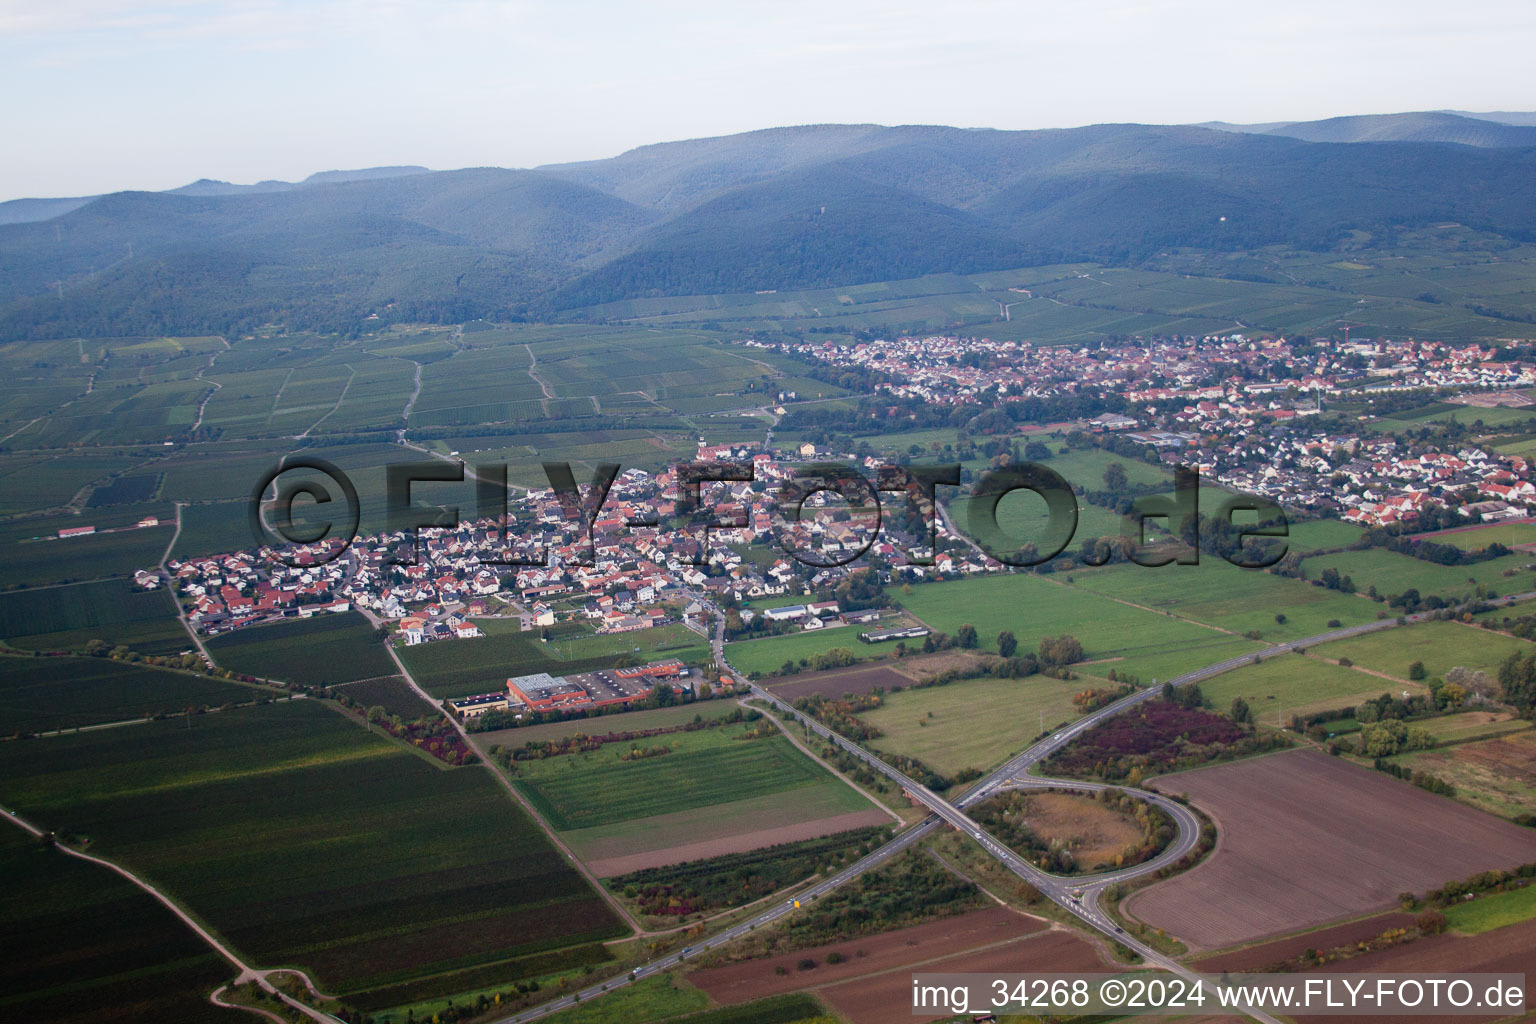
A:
[997,630,1018,658]
[1104,462,1129,492]
[956,623,978,649]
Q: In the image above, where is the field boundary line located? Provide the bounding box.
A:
[746,697,906,825]
[382,637,649,937]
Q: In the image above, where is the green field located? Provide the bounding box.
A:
[1443,883,1536,935]
[892,573,1265,684]
[539,622,713,666]
[1299,547,1536,602]
[540,979,828,1024]
[1284,518,1365,553]
[478,702,732,746]
[0,829,243,1024]
[330,675,437,719]
[1062,558,1378,643]
[1198,653,1416,721]
[206,612,395,684]
[725,619,917,678]
[512,725,829,831]
[539,974,705,1024]
[0,577,186,655]
[0,655,261,734]
[1412,521,1536,552]
[861,674,1084,776]
[399,628,633,699]
[0,520,175,588]
[1314,619,1536,682]
[0,699,625,998]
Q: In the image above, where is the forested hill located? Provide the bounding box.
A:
[4,119,1536,338]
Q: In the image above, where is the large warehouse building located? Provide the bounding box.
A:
[449,659,688,719]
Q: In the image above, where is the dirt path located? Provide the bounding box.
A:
[0,805,340,1023]
[295,364,355,439]
[524,344,556,399]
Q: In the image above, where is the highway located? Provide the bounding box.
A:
[490,586,1536,1024]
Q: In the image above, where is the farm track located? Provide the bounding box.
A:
[489,587,1536,1023]
[162,502,213,666]
[0,805,342,1024]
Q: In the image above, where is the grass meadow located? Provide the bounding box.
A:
[861,674,1084,776]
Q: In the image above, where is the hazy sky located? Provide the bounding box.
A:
[3,0,1534,200]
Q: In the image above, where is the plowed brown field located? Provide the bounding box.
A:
[1126,750,1536,951]
[688,905,1117,1022]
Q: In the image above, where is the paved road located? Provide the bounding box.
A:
[490,585,1536,1024]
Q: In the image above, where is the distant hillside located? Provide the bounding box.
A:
[0,166,435,224]
[1267,112,1536,147]
[4,122,1536,337]
[1444,111,1536,127]
[0,195,95,226]
[1195,111,1536,147]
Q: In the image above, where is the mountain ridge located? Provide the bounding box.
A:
[4,119,1535,337]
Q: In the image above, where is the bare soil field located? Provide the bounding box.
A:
[819,929,1115,1024]
[687,906,1049,1005]
[1125,750,1536,951]
[1194,911,1416,971]
[765,651,993,702]
[766,665,911,702]
[581,808,890,877]
[1018,791,1143,869]
[1296,918,1536,1024]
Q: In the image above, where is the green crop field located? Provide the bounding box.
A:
[512,725,829,831]
[0,655,260,734]
[539,623,713,666]
[398,630,626,699]
[1412,521,1536,551]
[1286,518,1365,553]
[538,974,706,1024]
[0,577,187,655]
[540,978,828,1024]
[1062,558,1378,643]
[862,674,1084,776]
[892,574,1264,684]
[725,618,919,678]
[1443,883,1536,935]
[206,612,394,684]
[1198,653,1415,721]
[0,520,175,588]
[0,699,625,999]
[330,675,437,719]
[476,702,732,747]
[1313,619,1536,681]
[1299,547,1536,602]
[0,829,243,1024]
